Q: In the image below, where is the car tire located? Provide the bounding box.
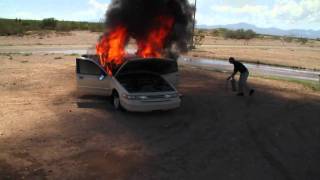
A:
[112,92,123,111]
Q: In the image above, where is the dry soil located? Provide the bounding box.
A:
[0,54,320,180]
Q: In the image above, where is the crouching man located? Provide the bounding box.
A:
[227,57,255,96]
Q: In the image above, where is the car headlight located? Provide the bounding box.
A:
[122,94,138,100]
[122,94,149,100]
[165,93,179,98]
[138,96,148,100]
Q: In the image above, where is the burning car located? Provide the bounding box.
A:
[75,0,194,111]
[76,55,181,112]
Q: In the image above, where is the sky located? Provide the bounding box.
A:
[0,0,319,30]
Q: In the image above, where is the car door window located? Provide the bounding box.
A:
[77,60,104,76]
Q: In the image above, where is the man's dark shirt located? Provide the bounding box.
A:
[233,61,248,73]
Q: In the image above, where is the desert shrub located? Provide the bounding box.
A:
[78,22,90,30]
[269,35,282,40]
[255,34,265,39]
[283,36,294,43]
[56,22,73,31]
[0,18,107,35]
[41,18,57,29]
[211,29,219,36]
[21,20,41,31]
[0,20,25,35]
[243,29,256,39]
[89,23,104,32]
[196,29,205,34]
[70,22,80,29]
[223,29,257,40]
[193,31,205,47]
[211,28,228,37]
[296,37,308,44]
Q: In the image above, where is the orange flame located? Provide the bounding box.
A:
[96,16,175,76]
[137,16,174,58]
[96,26,128,75]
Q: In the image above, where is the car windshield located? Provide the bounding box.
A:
[116,72,174,93]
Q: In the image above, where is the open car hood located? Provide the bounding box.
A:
[115,58,178,77]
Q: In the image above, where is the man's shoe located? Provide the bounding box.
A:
[237,92,244,96]
[249,89,255,96]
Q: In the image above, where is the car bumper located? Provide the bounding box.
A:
[120,98,181,112]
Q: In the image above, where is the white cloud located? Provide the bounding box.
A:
[68,0,109,21]
[211,4,267,14]
[208,0,320,28]
[270,0,320,23]
[88,0,109,12]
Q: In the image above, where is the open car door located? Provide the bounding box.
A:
[76,58,111,96]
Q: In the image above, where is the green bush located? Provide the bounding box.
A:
[0,20,25,35]
[78,22,90,30]
[210,28,228,37]
[283,36,294,43]
[223,29,257,40]
[89,23,104,32]
[296,37,308,44]
[194,32,205,47]
[41,18,57,29]
[0,18,105,36]
[56,22,73,31]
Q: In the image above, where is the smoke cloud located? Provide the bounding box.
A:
[104,0,194,57]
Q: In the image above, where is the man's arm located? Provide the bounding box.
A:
[227,69,237,80]
[227,62,239,80]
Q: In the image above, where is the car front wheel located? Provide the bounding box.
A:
[112,92,122,111]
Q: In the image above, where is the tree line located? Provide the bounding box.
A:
[0,18,104,36]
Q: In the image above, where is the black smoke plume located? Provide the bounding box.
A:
[104,0,194,58]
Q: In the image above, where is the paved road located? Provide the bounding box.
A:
[179,56,320,82]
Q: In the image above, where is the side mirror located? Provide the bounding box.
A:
[99,74,105,81]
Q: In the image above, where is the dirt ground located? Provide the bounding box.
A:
[0,31,100,46]
[1,31,320,70]
[1,54,320,180]
[188,36,320,70]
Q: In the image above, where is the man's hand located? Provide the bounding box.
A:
[227,76,233,81]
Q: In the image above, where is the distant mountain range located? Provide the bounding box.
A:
[197,23,320,39]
